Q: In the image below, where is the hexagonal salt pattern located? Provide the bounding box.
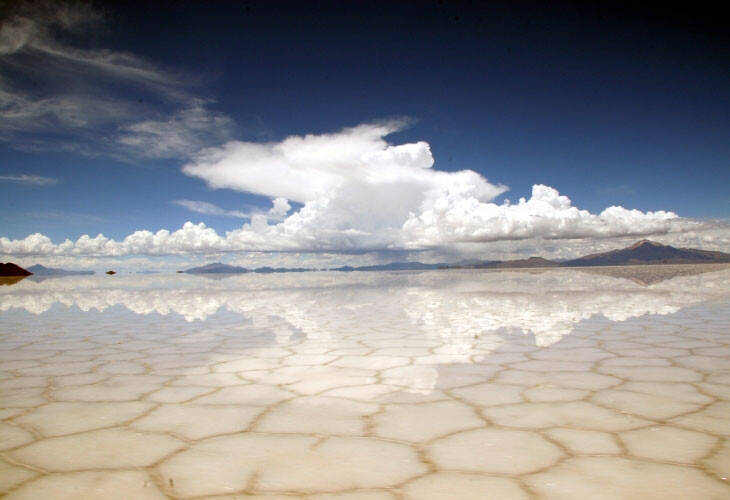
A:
[1,266,730,499]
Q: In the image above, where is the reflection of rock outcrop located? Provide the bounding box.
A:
[0,276,26,286]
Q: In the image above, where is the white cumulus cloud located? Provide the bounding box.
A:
[0,122,719,259]
[181,120,509,251]
[401,184,687,248]
[269,197,291,217]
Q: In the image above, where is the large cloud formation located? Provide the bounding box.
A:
[0,122,708,258]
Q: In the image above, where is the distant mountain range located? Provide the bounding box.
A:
[442,240,730,269]
[560,240,730,266]
[329,259,559,271]
[331,262,443,272]
[444,256,562,269]
[2,241,729,278]
[181,241,730,274]
[183,263,313,274]
[26,264,95,276]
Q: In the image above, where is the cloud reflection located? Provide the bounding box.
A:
[3,267,730,394]
[3,268,729,346]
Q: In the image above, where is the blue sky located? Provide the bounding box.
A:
[0,1,728,269]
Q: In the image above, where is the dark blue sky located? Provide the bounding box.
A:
[1,0,728,245]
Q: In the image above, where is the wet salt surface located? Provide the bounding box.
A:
[1,265,730,499]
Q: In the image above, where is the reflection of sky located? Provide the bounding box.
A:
[3,268,730,395]
[3,269,730,347]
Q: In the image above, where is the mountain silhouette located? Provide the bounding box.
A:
[561,240,730,267]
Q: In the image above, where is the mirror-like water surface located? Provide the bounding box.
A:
[2,265,730,499]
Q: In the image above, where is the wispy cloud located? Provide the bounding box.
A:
[0,2,233,158]
[116,103,235,159]
[172,198,289,221]
[0,174,57,184]
[172,200,251,219]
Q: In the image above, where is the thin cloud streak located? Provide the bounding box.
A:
[172,199,288,222]
[0,174,57,184]
[116,103,235,159]
[172,200,251,219]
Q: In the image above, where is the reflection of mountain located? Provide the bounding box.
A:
[578,263,730,286]
[332,262,442,271]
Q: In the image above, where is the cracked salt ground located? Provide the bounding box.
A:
[1,265,730,499]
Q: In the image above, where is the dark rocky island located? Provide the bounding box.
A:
[0,263,32,276]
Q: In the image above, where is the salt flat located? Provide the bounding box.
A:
[1,266,730,499]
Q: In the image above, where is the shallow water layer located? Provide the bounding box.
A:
[1,265,730,499]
